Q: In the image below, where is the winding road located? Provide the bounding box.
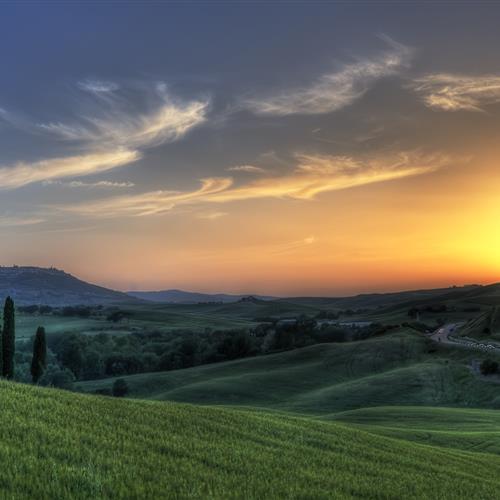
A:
[430,323,500,353]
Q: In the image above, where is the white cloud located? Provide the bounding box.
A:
[62,150,449,218]
[243,36,412,116]
[412,73,500,111]
[0,83,209,190]
[43,179,135,188]
[226,165,266,174]
[40,87,209,149]
[0,149,140,190]
[78,79,119,94]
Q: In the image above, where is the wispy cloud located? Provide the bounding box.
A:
[42,179,135,188]
[0,215,45,227]
[62,150,448,218]
[196,211,228,220]
[226,165,266,174]
[39,85,209,149]
[0,83,208,190]
[270,236,317,255]
[78,79,119,94]
[243,36,412,116]
[64,177,233,217]
[412,73,500,111]
[0,149,139,190]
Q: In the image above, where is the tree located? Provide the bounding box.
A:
[31,326,47,383]
[38,365,75,390]
[58,334,85,378]
[2,297,15,378]
[0,324,3,376]
[112,378,129,397]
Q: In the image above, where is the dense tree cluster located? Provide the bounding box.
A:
[8,300,390,393]
[12,317,385,385]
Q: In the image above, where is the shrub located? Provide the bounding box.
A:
[39,365,76,389]
[112,379,129,397]
[480,359,499,376]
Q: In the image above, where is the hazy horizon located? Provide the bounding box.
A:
[1,3,499,295]
[0,263,490,298]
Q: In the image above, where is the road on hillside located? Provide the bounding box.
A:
[430,323,500,353]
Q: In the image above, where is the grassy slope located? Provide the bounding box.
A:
[78,329,500,413]
[15,301,261,340]
[3,381,500,499]
[333,406,500,455]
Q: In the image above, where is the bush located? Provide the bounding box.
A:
[39,365,76,389]
[480,359,499,376]
[112,378,129,397]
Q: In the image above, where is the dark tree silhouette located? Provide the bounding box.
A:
[112,378,129,397]
[2,297,15,379]
[31,326,47,383]
[0,324,3,377]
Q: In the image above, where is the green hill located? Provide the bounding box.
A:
[333,406,500,455]
[3,381,500,499]
[78,329,500,413]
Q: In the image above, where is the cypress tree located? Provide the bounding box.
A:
[31,326,47,383]
[0,324,3,377]
[2,297,15,379]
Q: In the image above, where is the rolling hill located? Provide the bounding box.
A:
[0,266,134,306]
[78,328,500,413]
[127,289,276,304]
[3,380,500,499]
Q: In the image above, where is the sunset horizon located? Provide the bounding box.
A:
[1,3,499,297]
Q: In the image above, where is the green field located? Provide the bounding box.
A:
[77,328,500,412]
[3,381,500,499]
[15,301,262,340]
[333,406,500,455]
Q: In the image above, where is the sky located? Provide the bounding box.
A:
[0,1,500,296]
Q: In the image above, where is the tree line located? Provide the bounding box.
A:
[15,316,389,389]
[0,297,47,383]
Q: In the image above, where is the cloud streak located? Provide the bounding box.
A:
[39,85,209,149]
[0,149,139,190]
[42,179,135,189]
[0,215,45,227]
[0,84,208,190]
[63,150,449,218]
[243,36,412,116]
[412,73,500,111]
[227,165,266,174]
[78,79,120,94]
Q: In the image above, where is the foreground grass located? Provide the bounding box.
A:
[2,381,500,498]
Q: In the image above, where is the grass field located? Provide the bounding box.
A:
[15,301,261,340]
[333,406,500,455]
[3,381,500,499]
[77,328,500,413]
